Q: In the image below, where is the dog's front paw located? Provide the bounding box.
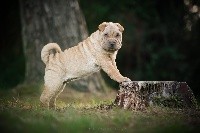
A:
[119,77,132,87]
[119,77,131,84]
[123,77,131,82]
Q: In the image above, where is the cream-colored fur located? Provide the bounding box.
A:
[40,22,131,109]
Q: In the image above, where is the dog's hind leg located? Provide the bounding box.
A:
[40,70,63,109]
[40,86,54,108]
[49,82,66,109]
[48,78,77,109]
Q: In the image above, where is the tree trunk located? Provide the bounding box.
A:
[114,81,197,110]
[19,0,106,92]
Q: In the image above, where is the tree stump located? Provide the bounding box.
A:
[114,81,197,110]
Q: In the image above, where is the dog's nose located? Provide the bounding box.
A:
[109,41,116,47]
[110,43,115,47]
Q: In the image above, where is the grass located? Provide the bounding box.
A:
[0,85,200,133]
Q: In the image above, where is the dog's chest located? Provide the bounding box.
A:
[82,58,100,73]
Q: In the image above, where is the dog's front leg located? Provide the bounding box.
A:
[100,61,130,83]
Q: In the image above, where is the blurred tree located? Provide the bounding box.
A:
[20,0,106,92]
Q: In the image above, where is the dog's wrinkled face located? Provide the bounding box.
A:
[98,22,124,52]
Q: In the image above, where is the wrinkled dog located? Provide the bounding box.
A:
[40,22,131,108]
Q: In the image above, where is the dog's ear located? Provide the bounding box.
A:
[115,23,124,32]
[98,22,108,31]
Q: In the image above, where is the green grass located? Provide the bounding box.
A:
[0,86,200,133]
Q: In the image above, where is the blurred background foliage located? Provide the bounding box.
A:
[0,0,200,97]
[80,0,200,96]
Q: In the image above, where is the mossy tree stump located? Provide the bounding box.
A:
[114,81,197,110]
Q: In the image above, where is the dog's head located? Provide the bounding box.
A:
[98,22,124,53]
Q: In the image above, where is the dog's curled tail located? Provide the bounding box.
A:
[41,43,62,64]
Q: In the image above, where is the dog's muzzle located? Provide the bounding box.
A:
[102,39,120,52]
[109,41,116,48]
[108,41,118,51]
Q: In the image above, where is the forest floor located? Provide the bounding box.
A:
[0,85,200,133]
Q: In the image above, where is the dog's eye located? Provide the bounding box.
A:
[115,33,120,37]
[104,33,108,37]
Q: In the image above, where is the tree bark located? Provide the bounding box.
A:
[114,81,197,110]
[20,0,106,92]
